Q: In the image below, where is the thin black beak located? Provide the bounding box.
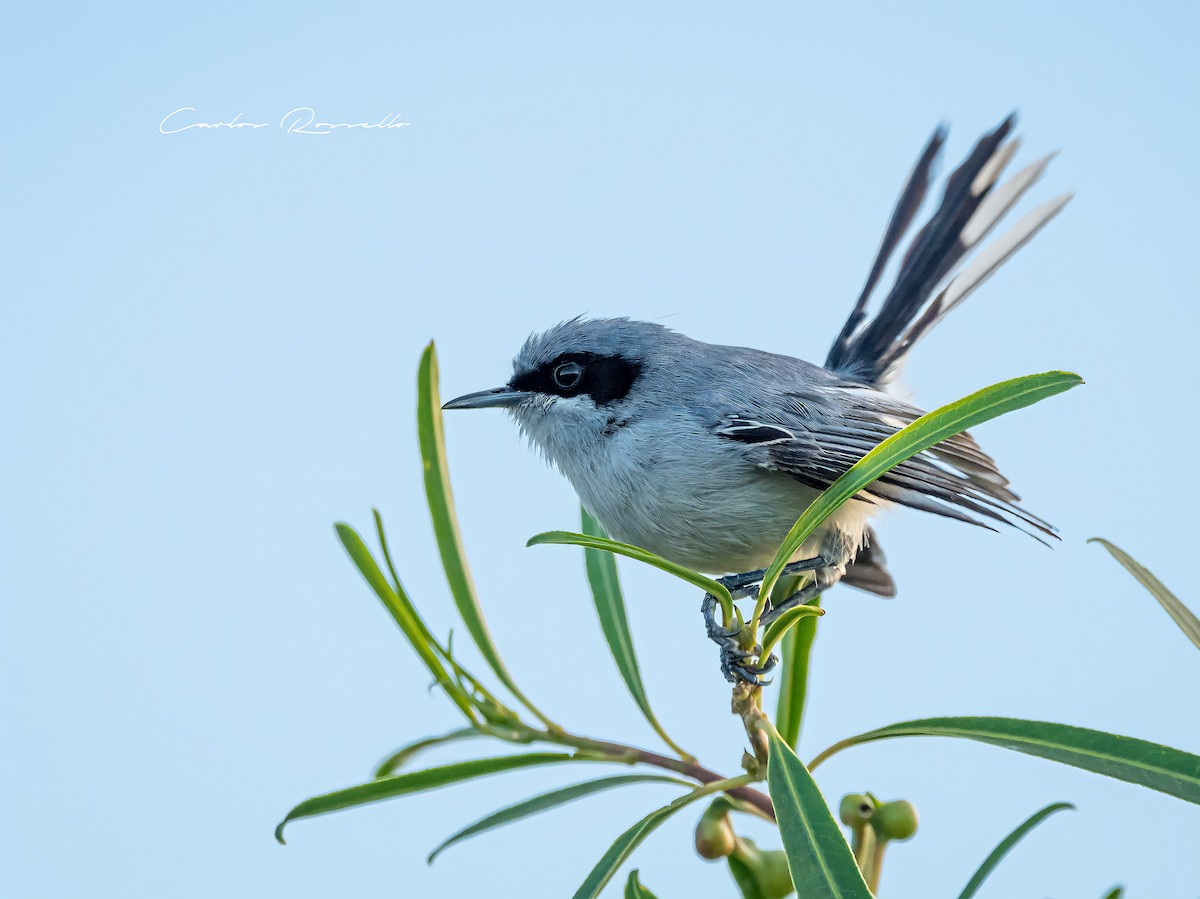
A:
[441,387,531,410]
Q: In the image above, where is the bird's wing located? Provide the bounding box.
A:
[715,388,1056,542]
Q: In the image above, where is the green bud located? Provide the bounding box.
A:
[873,799,919,841]
[839,793,874,827]
[695,800,736,860]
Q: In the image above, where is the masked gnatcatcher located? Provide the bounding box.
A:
[444,114,1070,683]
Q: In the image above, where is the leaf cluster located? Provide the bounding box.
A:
[277,346,1197,898]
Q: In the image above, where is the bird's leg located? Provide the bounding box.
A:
[702,587,784,686]
[716,554,831,597]
[760,578,825,627]
[702,591,774,684]
[702,591,742,639]
[699,554,833,685]
[715,574,767,600]
[760,536,854,626]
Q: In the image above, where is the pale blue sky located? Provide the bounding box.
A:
[3,2,1199,897]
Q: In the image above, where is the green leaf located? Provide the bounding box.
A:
[372,509,409,601]
[334,523,475,721]
[624,870,660,899]
[758,371,1082,604]
[728,838,794,899]
[527,530,733,612]
[1090,538,1200,651]
[809,717,1200,804]
[418,343,555,728]
[765,730,873,898]
[581,508,691,760]
[374,728,482,779]
[728,853,768,899]
[573,776,752,899]
[957,802,1073,899]
[1101,888,1124,899]
[276,752,583,843]
[428,774,690,862]
[759,603,825,663]
[776,597,821,750]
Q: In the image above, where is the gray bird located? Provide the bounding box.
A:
[444,115,1070,683]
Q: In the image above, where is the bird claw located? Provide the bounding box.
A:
[708,622,742,639]
[703,593,779,685]
[720,646,779,686]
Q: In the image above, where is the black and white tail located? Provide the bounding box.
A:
[825,114,1071,387]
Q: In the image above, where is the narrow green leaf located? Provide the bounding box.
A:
[758,371,1082,604]
[809,717,1200,804]
[1102,888,1124,899]
[759,603,824,662]
[334,523,476,721]
[625,870,660,899]
[418,343,555,728]
[573,776,752,899]
[765,730,873,899]
[776,597,821,750]
[1091,538,1200,651]
[581,508,691,760]
[276,752,581,843]
[372,509,409,599]
[374,728,482,779]
[528,530,733,611]
[428,774,690,862]
[957,802,1073,899]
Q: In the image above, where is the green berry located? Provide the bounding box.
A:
[874,799,919,841]
[839,793,874,826]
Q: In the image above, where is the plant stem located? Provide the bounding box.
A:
[807,736,857,771]
[851,824,875,876]
[866,839,888,893]
[731,682,771,770]
[538,729,777,822]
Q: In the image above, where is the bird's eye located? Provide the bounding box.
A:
[553,361,584,389]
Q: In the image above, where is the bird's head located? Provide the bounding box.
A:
[442,317,669,464]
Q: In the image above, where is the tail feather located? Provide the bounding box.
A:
[962,151,1054,247]
[825,114,1067,387]
[936,193,1072,322]
[828,127,946,366]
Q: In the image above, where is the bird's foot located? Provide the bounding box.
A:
[702,593,777,685]
[719,641,778,685]
[702,555,834,684]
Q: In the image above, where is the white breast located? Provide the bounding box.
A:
[555,416,881,576]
